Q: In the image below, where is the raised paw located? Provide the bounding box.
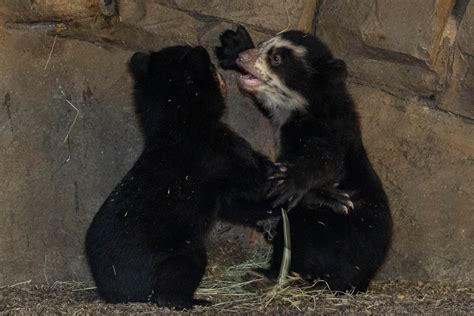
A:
[267,162,288,180]
[215,25,255,70]
[266,162,307,211]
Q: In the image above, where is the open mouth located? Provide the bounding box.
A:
[239,72,262,87]
[236,60,263,88]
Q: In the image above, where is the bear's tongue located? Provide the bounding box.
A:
[239,72,261,87]
[241,73,256,79]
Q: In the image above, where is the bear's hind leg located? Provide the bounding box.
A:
[151,251,208,310]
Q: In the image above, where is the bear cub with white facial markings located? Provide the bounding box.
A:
[86,46,282,309]
[216,26,392,292]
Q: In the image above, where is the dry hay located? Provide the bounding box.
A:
[1,248,473,314]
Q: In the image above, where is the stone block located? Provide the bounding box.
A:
[0,0,99,22]
[349,83,474,283]
[171,0,308,32]
[438,1,474,118]
[0,27,140,284]
[360,0,454,64]
[457,0,474,55]
[315,0,455,97]
[439,48,474,118]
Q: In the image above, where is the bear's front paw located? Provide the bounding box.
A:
[215,25,255,70]
[304,185,355,215]
[266,162,308,211]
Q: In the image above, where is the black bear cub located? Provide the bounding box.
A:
[216,26,392,292]
[85,46,280,309]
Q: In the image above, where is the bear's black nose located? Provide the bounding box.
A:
[238,51,252,62]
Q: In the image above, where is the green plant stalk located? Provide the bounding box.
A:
[277,207,291,285]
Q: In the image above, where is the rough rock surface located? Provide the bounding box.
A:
[351,83,473,283]
[0,27,140,283]
[439,0,474,117]
[0,0,472,286]
[0,0,99,22]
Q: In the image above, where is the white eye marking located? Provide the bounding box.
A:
[260,36,307,59]
[252,36,308,112]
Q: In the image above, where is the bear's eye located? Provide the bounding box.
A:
[271,54,282,66]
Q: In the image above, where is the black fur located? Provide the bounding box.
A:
[85,46,278,309]
[216,27,392,292]
[215,26,255,71]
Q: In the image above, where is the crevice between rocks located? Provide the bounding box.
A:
[156,2,277,35]
[350,79,474,124]
[452,0,471,24]
[3,14,472,124]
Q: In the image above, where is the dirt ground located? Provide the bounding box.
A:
[1,279,472,314]
[1,247,472,315]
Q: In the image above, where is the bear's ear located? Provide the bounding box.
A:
[326,59,348,83]
[129,52,150,80]
[189,46,211,67]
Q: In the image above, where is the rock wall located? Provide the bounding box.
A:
[0,0,472,285]
[315,0,474,283]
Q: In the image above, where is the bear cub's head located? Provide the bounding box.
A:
[236,31,347,114]
[129,46,226,141]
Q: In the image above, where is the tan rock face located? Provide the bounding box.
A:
[0,0,99,22]
[438,0,474,118]
[350,83,474,283]
[316,1,441,98]
[172,0,307,32]
[0,0,472,286]
[316,0,473,115]
[360,0,454,63]
[457,0,474,55]
[314,1,473,283]
[0,27,139,283]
